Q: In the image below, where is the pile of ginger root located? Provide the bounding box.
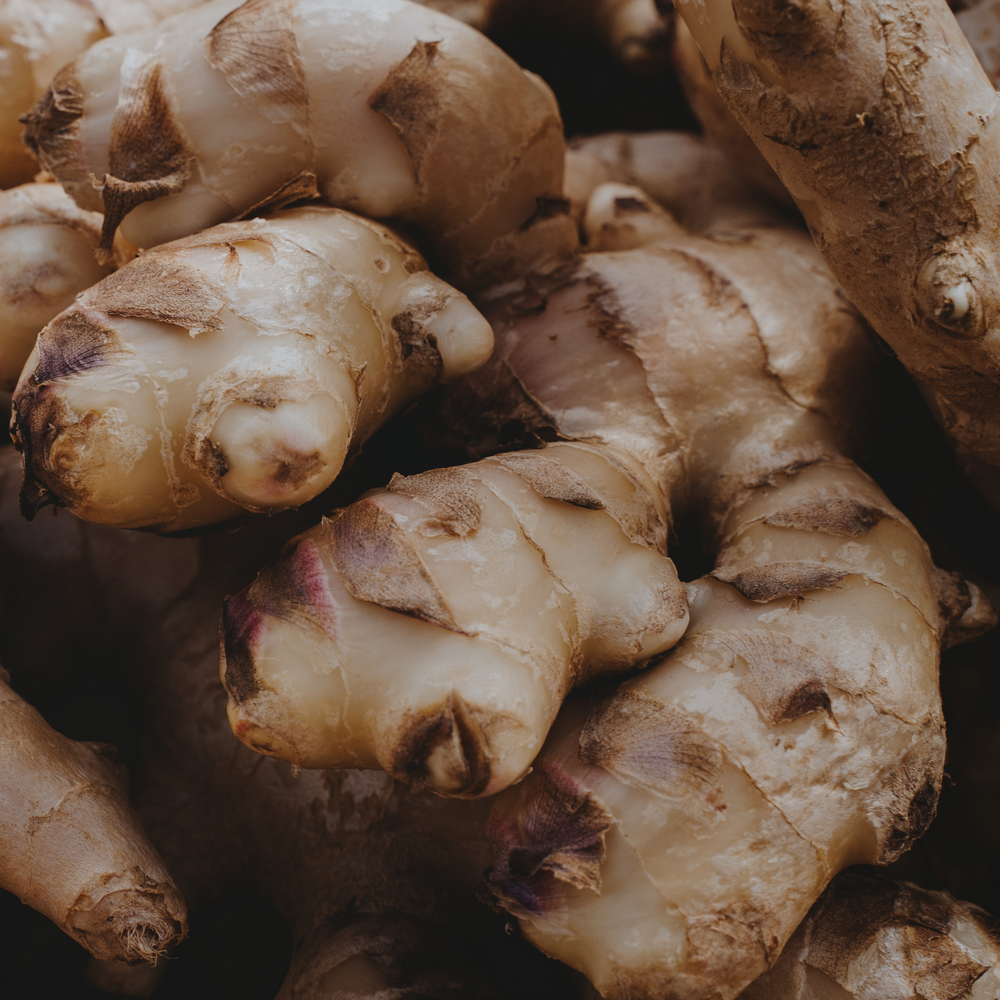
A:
[4,0,1000,998]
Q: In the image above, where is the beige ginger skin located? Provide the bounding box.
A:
[666,0,1000,514]
[0,0,209,190]
[20,0,566,287]
[443,195,994,997]
[737,871,1000,1000]
[10,205,493,532]
[0,668,187,965]
[0,182,133,390]
[0,0,105,189]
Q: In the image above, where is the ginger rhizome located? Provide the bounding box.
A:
[0,182,133,390]
[419,204,995,996]
[222,442,690,796]
[21,0,566,286]
[0,669,187,965]
[217,189,893,809]
[668,0,1000,514]
[11,205,493,532]
[739,871,1000,999]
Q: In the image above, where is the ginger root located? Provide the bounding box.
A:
[669,0,1000,513]
[0,669,187,964]
[11,205,493,532]
[21,0,566,286]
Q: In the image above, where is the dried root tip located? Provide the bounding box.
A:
[391,690,493,797]
[933,568,998,650]
[276,914,503,999]
[75,895,184,964]
[19,69,86,181]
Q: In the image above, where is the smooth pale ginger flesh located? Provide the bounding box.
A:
[11,205,493,532]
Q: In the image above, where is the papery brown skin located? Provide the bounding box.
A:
[0,669,187,964]
[10,205,493,532]
[468,196,996,997]
[669,0,1000,516]
[20,0,567,289]
[738,871,1000,999]
[0,182,133,389]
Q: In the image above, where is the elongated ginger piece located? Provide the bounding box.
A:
[11,205,493,532]
[739,871,1000,999]
[21,0,566,286]
[669,0,1000,511]
[0,670,187,964]
[0,182,133,389]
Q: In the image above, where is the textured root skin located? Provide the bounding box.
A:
[222,442,688,795]
[671,0,1000,513]
[0,675,187,963]
[459,208,992,997]
[739,871,1000,999]
[0,182,131,390]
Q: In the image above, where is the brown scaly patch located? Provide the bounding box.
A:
[207,0,309,128]
[390,691,492,797]
[807,872,992,998]
[369,40,443,200]
[390,310,444,386]
[230,170,319,221]
[764,497,890,537]
[12,310,131,518]
[613,195,653,216]
[712,561,846,602]
[98,60,195,254]
[386,468,483,537]
[87,256,225,331]
[872,732,945,864]
[495,452,604,510]
[485,763,614,918]
[579,689,724,804]
[685,905,777,992]
[932,567,997,649]
[329,501,460,631]
[220,587,263,705]
[716,629,836,725]
[19,66,85,179]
